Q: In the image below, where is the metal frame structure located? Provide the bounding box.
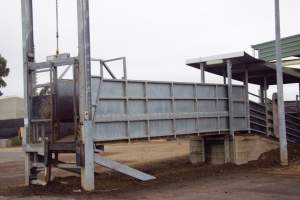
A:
[20,0,298,191]
[21,0,95,191]
[21,0,248,189]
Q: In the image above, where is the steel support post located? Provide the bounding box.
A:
[123,57,127,80]
[223,70,226,84]
[21,0,35,186]
[77,0,95,191]
[259,85,264,104]
[226,60,234,136]
[200,63,205,83]
[274,0,288,166]
[263,77,270,135]
[244,67,251,133]
[226,60,235,163]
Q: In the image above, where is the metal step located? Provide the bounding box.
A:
[23,143,44,155]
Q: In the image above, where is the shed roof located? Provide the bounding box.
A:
[252,34,300,61]
[186,51,300,85]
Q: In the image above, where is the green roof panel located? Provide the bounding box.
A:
[252,34,300,61]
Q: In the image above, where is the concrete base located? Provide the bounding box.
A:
[233,134,279,165]
[189,134,279,165]
[0,139,12,148]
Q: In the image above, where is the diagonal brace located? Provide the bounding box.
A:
[94,155,156,181]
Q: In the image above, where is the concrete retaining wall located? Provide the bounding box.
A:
[233,134,279,165]
[189,134,279,165]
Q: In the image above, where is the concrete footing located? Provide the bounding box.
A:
[189,134,279,165]
[189,137,205,164]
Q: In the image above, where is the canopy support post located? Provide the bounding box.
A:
[200,63,205,83]
[274,0,288,166]
[226,60,234,136]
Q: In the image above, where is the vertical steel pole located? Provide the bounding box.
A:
[274,0,288,166]
[123,57,127,80]
[200,63,205,83]
[226,60,234,163]
[21,0,34,186]
[223,70,226,84]
[264,76,270,136]
[227,60,234,136]
[77,0,95,191]
[244,67,250,133]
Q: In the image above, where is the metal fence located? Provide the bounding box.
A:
[91,78,248,141]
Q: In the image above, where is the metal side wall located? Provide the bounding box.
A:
[91,78,248,141]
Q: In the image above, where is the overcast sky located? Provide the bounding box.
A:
[1,0,300,99]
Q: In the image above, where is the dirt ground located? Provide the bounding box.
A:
[1,139,300,200]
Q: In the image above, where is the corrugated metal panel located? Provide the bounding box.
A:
[91,78,248,141]
[252,34,300,61]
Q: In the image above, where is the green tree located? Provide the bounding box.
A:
[0,55,10,96]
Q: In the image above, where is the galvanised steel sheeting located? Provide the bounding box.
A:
[252,34,300,61]
[91,78,248,141]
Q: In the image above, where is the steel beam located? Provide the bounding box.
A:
[21,0,34,186]
[77,0,95,191]
[274,0,288,166]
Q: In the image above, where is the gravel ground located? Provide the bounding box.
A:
[0,140,300,200]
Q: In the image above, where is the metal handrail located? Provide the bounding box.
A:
[248,92,272,103]
[91,57,127,80]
